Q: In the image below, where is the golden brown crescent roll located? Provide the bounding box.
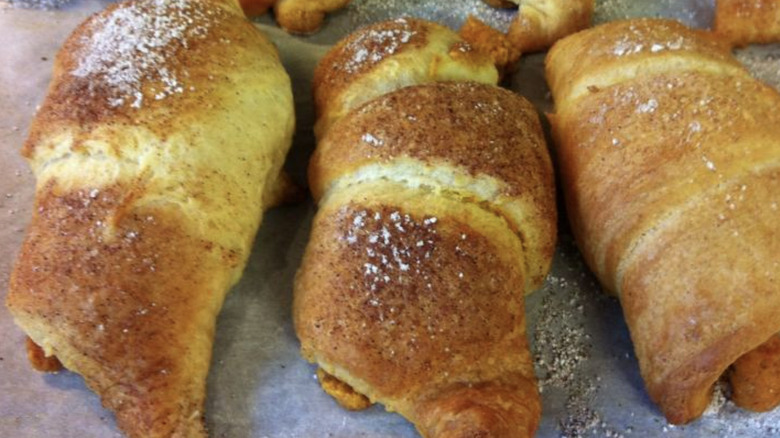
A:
[507,0,594,53]
[295,18,556,438]
[715,0,780,47]
[546,18,780,424]
[296,81,554,438]
[5,0,294,436]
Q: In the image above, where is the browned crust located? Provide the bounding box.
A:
[294,196,540,435]
[316,368,373,411]
[415,378,540,438]
[8,182,236,437]
[730,334,780,412]
[26,337,63,373]
[715,0,780,47]
[547,18,780,424]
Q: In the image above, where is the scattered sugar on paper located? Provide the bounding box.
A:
[736,47,780,91]
[594,0,711,28]
[346,0,514,32]
[534,270,604,437]
[7,0,72,10]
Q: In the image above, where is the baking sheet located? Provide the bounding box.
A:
[1,0,780,437]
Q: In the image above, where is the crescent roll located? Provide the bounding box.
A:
[295,18,556,437]
[6,0,294,436]
[546,18,780,424]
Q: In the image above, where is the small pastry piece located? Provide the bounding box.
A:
[26,337,63,373]
[317,368,373,411]
[297,20,555,437]
[714,0,780,47]
[508,0,594,53]
[274,0,351,34]
[459,15,522,73]
[547,18,780,424]
[5,0,295,436]
[239,0,275,17]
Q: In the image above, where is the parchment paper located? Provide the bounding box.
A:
[1,1,779,437]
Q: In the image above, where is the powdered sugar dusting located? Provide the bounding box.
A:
[71,0,222,109]
[611,25,688,58]
[345,0,514,33]
[361,132,384,147]
[342,18,418,73]
[344,208,439,298]
[636,98,658,113]
[593,0,712,28]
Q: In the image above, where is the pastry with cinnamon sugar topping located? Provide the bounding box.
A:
[547,18,780,424]
[295,17,556,438]
[6,0,295,436]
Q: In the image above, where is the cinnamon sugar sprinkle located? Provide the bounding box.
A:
[71,0,222,109]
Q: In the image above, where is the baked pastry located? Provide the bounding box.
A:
[274,0,351,34]
[481,0,594,53]
[5,0,294,436]
[508,0,594,53]
[546,18,780,424]
[461,0,594,73]
[295,18,557,438]
[459,15,521,73]
[236,0,349,34]
[714,0,780,47]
